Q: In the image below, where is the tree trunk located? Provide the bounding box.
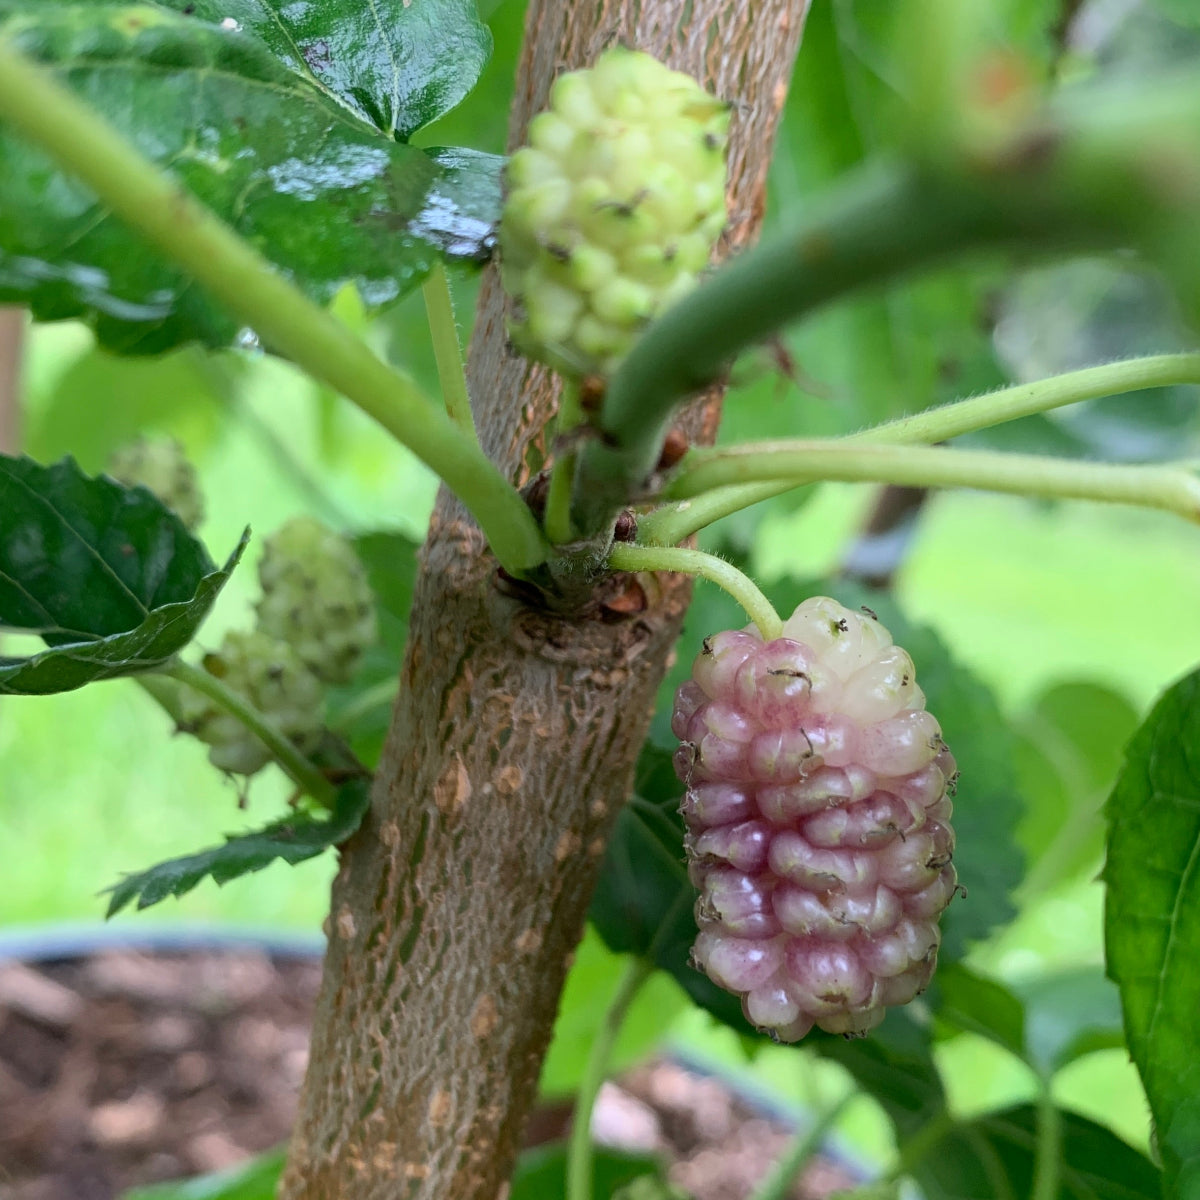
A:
[280,2,810,1196]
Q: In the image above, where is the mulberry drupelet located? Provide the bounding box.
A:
[672,597,959,1041]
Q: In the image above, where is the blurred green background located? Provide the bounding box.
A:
[4,0,1200,1181]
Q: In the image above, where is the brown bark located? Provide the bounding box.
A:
[280,3,810,1197]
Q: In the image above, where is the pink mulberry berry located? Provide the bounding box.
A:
[672,597,958,1041]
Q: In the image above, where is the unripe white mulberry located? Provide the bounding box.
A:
[500,46,730,379]
[255,517,376,687]
[182,630,325,776]
[672,598,959,1041]
[108,436,204,530]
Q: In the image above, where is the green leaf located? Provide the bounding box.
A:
[1014,681,1141,893]
[0,454,244,694]
[153,0,492,138]
[122,1147,285,1199]
[511,1143,663,1200]
[105,777,371,915]
[1104,668,1200,1198]
[540,927,686,1097]
[933,963,1027,1064]
[932,963,1125,1080]
[0,6,502,353]
[914,1105,1160,1200]
[1014,967,1126,1078]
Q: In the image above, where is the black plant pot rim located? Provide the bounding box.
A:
[0,919,325,964]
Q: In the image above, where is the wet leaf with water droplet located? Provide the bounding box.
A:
[0,5,502,352]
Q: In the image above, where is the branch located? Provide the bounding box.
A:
[639,352,1200,544]
[0,39,548,575]
[0,307,22,455]
[571,74,1200,534]
[666,440,1200,525]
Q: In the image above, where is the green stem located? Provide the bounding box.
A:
[566,955,656,1200]
[422,262,479,446]
[0,40,548,575]
[571,70,1200,535]
[544,381,584,545]
[665,441,1200,525]
[749,1092,856,1200]
[1031,1082,1063,1200]
[888,1110,955,1182]
[639,351,1200,545]
[163,659,336,810]
[609,542,783,639]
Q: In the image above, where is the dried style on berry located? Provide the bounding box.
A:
[500,47,730,379]
[181,630,325,776]
[255,517,377,687]
[108,435,204,531]
[672,597,959,1041]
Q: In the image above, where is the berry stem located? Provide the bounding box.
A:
[748,1092,856,1200]
[1030,1082,1063,1200]
[0,40,549,576]
[422,262,480,447]
[663,441,1200,526]
[639,351,1200,544]
[163,659,337,810]
[565,954,655,1200]
[608,543,783,640]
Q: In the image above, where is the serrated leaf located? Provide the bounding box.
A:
[122,1147,285,1199]
[151,0,491,138]
[1104,668,1200,1198]
[914,1105,1160,1200]
[0,454,244,693]
[511,1142,663,1200]
[0,6,502,353]
[105,777,370,915]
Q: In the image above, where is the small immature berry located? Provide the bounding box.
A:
[108,436,204,530]
[255,517,377,687]
[500,46,730,379]
[181,630,324,777]
[673,597,958,1041]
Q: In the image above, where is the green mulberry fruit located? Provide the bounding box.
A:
[108,436,204,530]
[500,46,730,379]
[255,517,376,687]
[182,630,325,776]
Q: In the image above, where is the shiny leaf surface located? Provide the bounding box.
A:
[0,6,502,352]
[154,0,491,138]
[0,454,244,693]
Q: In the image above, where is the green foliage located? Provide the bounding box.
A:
[1013,681,1140,893]
[1105,669,1200,1197]
[0,454,245,693]
[510,1143,663,1200]
[917,1106,1159,1200]
[934,963,1125,1079]
[105,777,370,915]
[0,2,501,352]
[149,0,492,139]
[122,1147,285,1199]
